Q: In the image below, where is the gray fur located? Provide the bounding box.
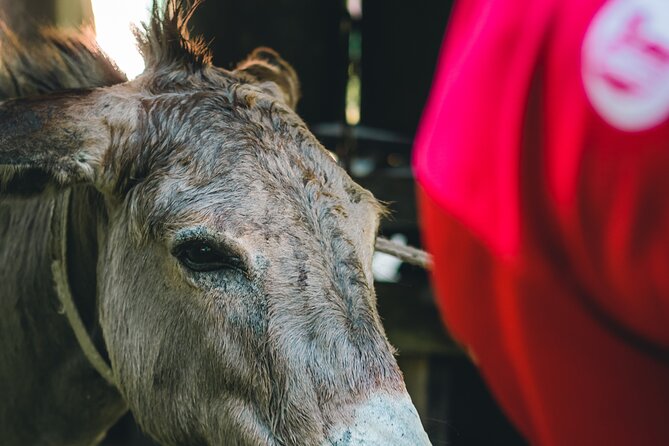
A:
[0,2,414,445]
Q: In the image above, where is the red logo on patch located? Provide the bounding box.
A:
[583,0,669,131]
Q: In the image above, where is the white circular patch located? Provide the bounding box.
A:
[582,0,669,131]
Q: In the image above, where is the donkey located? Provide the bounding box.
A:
[0,2,430,445]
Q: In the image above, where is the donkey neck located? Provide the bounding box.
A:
[0,187,126,445]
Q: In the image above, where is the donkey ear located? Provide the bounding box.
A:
[0,91,111,195]
[234,47,300,109]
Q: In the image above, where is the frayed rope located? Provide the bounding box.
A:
[375,237,432,270]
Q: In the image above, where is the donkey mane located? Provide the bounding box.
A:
[137,0,212,73]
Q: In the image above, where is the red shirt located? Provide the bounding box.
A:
[414,1,669,445]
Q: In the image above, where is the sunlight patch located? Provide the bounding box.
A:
[92,0,161,79]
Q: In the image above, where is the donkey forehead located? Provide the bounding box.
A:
[129,88,380,239]
[140,86,321,166]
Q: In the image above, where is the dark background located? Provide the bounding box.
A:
[3,0,528,444]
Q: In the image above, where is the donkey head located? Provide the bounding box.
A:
[0,3,430,445]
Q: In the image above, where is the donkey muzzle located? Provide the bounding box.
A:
[324,392,432,445]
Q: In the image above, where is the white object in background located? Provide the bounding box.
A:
[347,0,362,20]
[372,233,407,283]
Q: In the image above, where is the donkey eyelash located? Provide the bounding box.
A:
[172,240,246,273]
[171,228,251,276]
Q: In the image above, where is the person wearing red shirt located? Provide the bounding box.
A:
[413,1,669,445]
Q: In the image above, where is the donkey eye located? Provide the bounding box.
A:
[174,241,243,273]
